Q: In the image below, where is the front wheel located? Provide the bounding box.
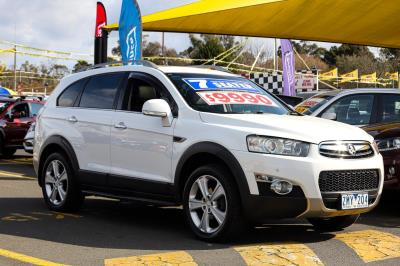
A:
[41,152,84,212]
[1,148,17,157]
[183,164,244,242]
[308,214,359,232]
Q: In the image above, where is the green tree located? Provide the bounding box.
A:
[183,34,238,65]
[73,60,91,73]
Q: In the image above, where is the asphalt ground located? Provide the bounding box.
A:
[1,151,400,266]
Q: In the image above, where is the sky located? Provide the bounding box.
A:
[0,0,366,69]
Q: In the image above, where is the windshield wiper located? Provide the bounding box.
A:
[287,110,302,116]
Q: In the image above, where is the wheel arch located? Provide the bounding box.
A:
[174,142,250,203]
[38,135,79,187]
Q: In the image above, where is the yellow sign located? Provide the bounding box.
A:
[385,72,399,81]
[360,72,377,83]
[340,69,359,83]
[320,68,338,80]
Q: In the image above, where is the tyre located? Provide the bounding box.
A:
[41,152,84,212]
[183,164,244,242]
[308,214,359,232]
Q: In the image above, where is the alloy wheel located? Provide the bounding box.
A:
[188,175,227,234]
[45,160,68,206]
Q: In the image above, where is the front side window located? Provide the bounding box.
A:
[9,103,30,118]
[79,73,124,109]
[167,73,288,115]
[378,94,400,123]
[320,94,374,125]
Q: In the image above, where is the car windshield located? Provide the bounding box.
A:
[0,101,11,114]
[295,95,334,115]
[167,73,289,115]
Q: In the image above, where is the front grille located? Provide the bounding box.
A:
[319,169,379,192]
[319,141,374,159]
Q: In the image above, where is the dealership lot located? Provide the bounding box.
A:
[0,153,400,266]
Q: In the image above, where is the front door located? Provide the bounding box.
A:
[4,102,32,146]
[110,73,176,188]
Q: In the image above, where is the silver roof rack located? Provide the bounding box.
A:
[77,60,158,73]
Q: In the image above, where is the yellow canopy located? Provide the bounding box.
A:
[105,0,400,48]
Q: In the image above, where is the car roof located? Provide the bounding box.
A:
[316,88,400,98]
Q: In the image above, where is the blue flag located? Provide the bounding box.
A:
[119,0,142,64]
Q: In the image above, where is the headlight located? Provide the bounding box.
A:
[247,135,310,157]
[376,137,400,152]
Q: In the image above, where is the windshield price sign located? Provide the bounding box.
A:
[183,78,262,93]
[197,91,278,106]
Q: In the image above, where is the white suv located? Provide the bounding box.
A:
[33,63,384,241]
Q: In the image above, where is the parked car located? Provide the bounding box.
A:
[0,97,44,156]
[23,122,35,154]
[296,88,400,189]
[34,64,383,241]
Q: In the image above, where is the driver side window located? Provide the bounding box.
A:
[321,95,374,125]
[122,76,177,116]
[9,103,30,118]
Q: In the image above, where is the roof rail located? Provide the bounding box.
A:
[77,60,158,73]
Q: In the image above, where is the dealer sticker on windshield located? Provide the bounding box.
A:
[183,78,262,93]
[197,91,278,106]
[341,193,369,210]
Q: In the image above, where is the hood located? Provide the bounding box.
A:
[199,113,374,144]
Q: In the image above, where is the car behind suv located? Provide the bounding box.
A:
[0,97,43,156]
[34,64,384,241]
[296,89,400,189]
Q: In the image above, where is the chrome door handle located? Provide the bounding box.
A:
[67,116,78,123]
[114,122,127,129]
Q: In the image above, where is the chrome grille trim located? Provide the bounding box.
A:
[319,141,374,159]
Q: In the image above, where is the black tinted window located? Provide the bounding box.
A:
[79,73,124,109]
[379,94,400,123]
[58,79,86,107]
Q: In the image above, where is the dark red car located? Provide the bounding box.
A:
[0,97,44,156]
[363,122,400,189]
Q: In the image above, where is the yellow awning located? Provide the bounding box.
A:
[105,0,400,48]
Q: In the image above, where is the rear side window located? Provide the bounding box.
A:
[379,94,400,123]
[79,73,124,109]
[57,79,86,107]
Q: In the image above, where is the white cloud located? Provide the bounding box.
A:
[0,0,195,68]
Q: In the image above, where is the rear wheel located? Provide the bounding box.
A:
[183,164,244,242]
[41,152,84,212]
[308,214,359,231]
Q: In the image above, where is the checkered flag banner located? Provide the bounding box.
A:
[249,70,318,94]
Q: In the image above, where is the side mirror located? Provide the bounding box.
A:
[142,99,173,127]
[321,112,337,121]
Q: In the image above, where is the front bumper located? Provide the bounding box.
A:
[23,138,34,154]
[232,144,384,221]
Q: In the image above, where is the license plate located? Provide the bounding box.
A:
[341,193,369,210]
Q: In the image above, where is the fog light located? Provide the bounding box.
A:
[270,180,293,195]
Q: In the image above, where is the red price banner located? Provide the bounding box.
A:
[197,91,278,106]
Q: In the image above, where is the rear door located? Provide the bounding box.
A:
[109,72,177,189]
[72,72,126,186]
